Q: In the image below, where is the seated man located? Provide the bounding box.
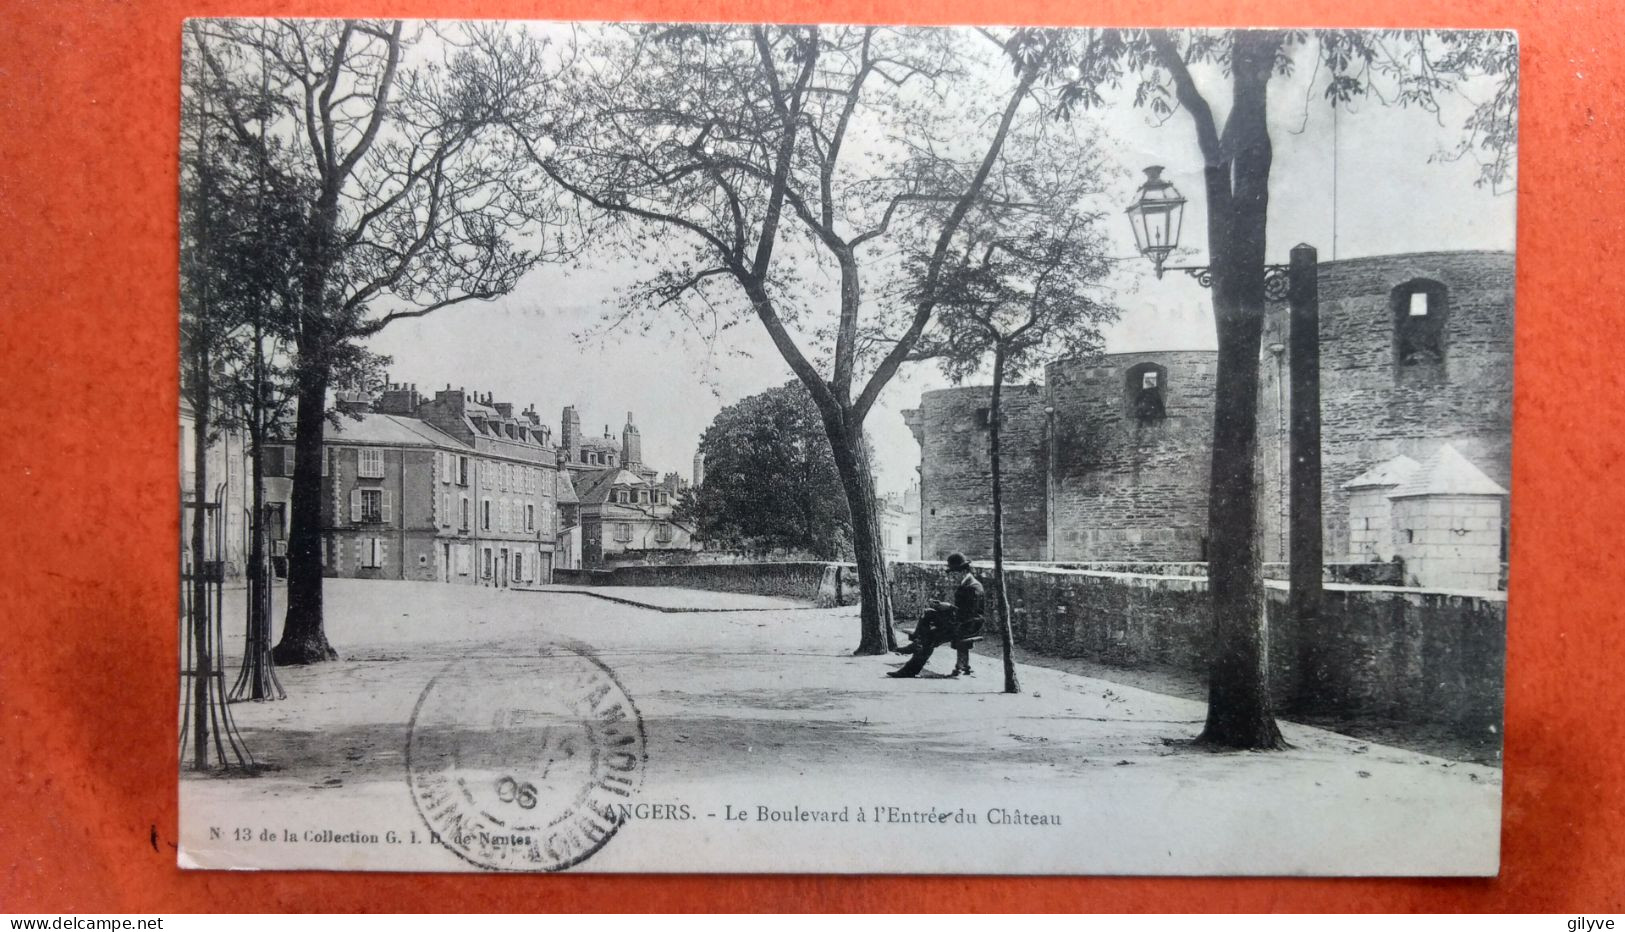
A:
[888,552,984,679]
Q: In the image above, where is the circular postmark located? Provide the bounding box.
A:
[405,643,646,871]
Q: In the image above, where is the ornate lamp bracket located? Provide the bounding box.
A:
[1166,264,1292,301]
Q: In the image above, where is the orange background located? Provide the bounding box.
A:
[1,0,1621,913]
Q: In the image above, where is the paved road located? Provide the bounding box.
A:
[185,578,1502,875]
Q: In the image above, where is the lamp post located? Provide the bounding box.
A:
[1267,341,1287,563]
[1125,165,1323,662]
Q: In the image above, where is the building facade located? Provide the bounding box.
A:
[905,251,1513,576]
[263,383,564,587]
[558,409,698,567]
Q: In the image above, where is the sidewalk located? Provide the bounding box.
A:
[184,579,1501,875]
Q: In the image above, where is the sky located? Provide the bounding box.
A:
[364,28,1517,494]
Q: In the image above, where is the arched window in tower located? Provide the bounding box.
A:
[1125,362,1167,423]
[1393,279,1449,376]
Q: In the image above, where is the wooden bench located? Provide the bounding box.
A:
[949,635,984,677]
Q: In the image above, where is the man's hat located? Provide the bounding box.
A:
[945,552,971,571]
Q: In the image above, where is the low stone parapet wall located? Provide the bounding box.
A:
[555,561,858,606]
[890,560,1503,730]
[557,559,1504,731]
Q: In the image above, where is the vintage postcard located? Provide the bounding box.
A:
[177,19,1516,874]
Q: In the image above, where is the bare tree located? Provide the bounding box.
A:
[185,20,558,663]
[490,24,1062,654]
[913,126,1118,692]
[1047,28,1518,747]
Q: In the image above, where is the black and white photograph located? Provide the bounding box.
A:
[176,19,1517,875]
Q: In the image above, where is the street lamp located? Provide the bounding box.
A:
[1126,163,1322,653]
[1124,165,1292,299]
[1124,166,1185,278]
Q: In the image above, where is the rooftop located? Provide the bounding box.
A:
[1389,444,1508,499]
[1344,455,1422,491]
[324,412,467,450]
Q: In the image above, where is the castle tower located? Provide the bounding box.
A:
[692,449,705,488]
[621,412,642,469]
[561,405,582,465]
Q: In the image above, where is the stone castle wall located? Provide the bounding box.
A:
[1307,251,1513,560]
[1046,350,1219,560]
[910,384,1049,562]
[913,251,1513,567]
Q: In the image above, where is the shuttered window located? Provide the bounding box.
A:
[358,448,384,478]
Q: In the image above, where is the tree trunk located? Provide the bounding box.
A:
[247,409,268,695]
[1196,31,1286,750]
[188,350,212,771]
[273,369,337,665]
[819,407,894,655]
[988,345,1019,694]
[245,319,271,696]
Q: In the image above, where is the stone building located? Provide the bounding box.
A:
[878,484,922,562]
[905,251,1512,579]
[179,398,250,579]
[263,383,563,587]
[559,410,697,567]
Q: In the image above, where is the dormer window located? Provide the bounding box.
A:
[1394,279,1448,377]
[1125,362,1167,423]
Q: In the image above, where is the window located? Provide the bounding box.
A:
[440,452,451,484]
[442,491,452,528]
[975,407,991,428]
[320,536,329,567]
[457,456,470,487]
[460,495,470,531]
[350,488,390,524]
[1125,362,1168,422]
[481,547,493,578]
[526,504,536,532]
[638,489,650,504]
[658,491,669,506]
[514,552,524,582]
[655,523,673,543]
[1393,279,1449,373]
[358,448,385,478]
[283,447,296,477]
[614,523,633,542]
[498,463,508,491]
[321,447,330,478]
[360,537,384,569]
[482,499,492,530]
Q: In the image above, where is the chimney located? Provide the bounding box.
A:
[494,401,514,419]
[376,382,422,416]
